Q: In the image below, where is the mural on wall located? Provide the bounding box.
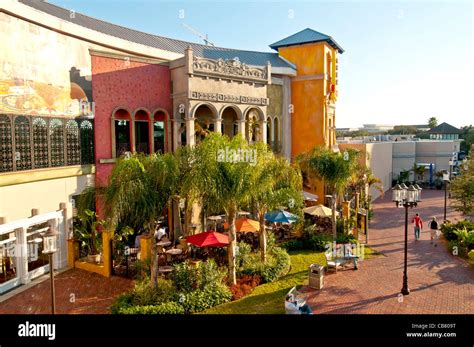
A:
[0,13,93,117]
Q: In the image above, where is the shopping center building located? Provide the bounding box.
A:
[0,0,343,290]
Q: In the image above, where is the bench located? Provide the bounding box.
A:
[285,286,313,314]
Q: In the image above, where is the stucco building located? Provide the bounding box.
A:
[0,0,343,290]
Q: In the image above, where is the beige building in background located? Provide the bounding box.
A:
[340,139,462,200]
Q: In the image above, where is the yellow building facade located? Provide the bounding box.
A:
[270,29,344,202]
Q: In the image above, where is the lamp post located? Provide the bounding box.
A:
[42,227,59,314]
[448,160,453,199]
[392,184,421,296]
[443,171,450,221]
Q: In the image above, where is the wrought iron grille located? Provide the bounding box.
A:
[79,120,94,165]
[14,116,32,171]
[66,120,80,166]
[33,117,48,169]
[0,114,94,173]
[0,115,13,172]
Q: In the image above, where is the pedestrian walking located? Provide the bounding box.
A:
[428,216,440,246]
[412,213,423,241]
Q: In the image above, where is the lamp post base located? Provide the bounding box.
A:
[401,287,410,295]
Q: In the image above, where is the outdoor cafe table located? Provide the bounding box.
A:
[156,241,172,253]
[165,248,183,262]
[157,266,174,275]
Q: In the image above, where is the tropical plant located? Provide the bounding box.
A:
[192,133,256,285]
[102,153,179,288]
[450,156,474,215]
[73,209,105,257]
[297,146,359,240]
[412,164,426,183]
[398,169,410,184]
[251,144,303,262]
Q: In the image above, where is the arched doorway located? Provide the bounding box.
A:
[266,116,272,145]
[194,104,216,143]
[221,106,239,138]
[245,108,263,143]
[274,117,280,152]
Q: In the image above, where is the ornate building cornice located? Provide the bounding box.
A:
[191,56,269,83]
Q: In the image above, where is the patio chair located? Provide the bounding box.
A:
[325,252,347,273]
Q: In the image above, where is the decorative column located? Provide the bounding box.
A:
[172,119,180,151]
[185,116,195,147]
[237,120,246,138]
[215,118,222,134]
[48,218,60,270]
[261,120,268,144]
[16,227,29,284]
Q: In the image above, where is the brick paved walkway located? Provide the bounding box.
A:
[306,189,474,314]
[0,269,134,314]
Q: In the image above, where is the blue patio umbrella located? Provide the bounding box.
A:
[264,209,298,223]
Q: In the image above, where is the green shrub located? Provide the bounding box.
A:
[111,279,175,313]
[179,284,232,313]
[336,233,358,244]
[281,239,305,251]
[130,279,175,306]
[303,234,332,251]
[111,292,134,314]
[236,241,252,268]
[441,222,460,241]
[442,220,474,241]
[468,250,474,262]
[239,247,291,283]
[171,259,226,292]
[117,302,185,314]
[448,240,468,258]
[454,228,474,250]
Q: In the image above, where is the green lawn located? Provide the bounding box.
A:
[203,250,326,314]
[203,245,380,314]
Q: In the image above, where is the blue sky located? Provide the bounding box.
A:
[51,0,473,128]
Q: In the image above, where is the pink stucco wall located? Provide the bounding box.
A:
[91,55,171,186]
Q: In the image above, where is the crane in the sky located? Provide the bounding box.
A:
[182,23,215,46]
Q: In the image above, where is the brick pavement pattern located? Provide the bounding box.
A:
[305,189,474,314]
[0,269,134,314]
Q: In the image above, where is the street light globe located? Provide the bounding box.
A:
[43,227,59,254]
[407,185,417,203]
[442,172,450,181]
[448,160,453,166]
[392,184,403,203]
[413,184,422,202]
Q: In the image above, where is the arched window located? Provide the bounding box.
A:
[0,115,13,172]
[266,116,272,144]
[49,118,65,167]
[14,116,32,171]
[112,108,132,157]
[33,117,48,169]
[66,120,80,165]
[274,117,280,152]
[134,109,150,154]
[80,120,94,165]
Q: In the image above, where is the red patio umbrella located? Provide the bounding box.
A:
[186,231,229,248]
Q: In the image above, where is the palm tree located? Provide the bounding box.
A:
[193,133,255,285]
[251,144,303,262]
[102,153,178,288]
[412,163,426,184]
[297,146,359,240]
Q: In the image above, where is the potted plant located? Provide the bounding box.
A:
[73,209,105,263]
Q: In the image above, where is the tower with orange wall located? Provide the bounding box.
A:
[270,28,344,202]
